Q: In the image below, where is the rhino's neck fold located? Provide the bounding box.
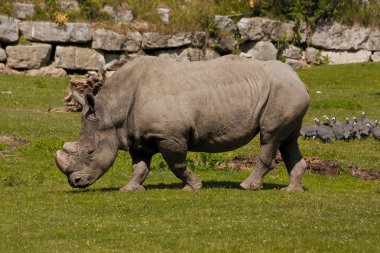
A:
[96,79,135,151]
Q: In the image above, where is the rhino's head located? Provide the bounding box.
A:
[55,93,119,188]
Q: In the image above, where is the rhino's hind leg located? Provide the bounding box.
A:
[158,139,202,191]
[279,135,307,192]
[240,141,279,190]
[120,150,152,192]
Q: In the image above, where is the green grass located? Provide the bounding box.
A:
[0,63,380,252]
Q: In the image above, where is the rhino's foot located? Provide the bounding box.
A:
[240,181,263,191]
[183,182,202,191]
[281,185,304,192]
[119,184,145,192]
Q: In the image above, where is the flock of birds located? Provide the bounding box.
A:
[300,112,380,142]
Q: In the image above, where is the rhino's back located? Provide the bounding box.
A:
[110,56,308,152]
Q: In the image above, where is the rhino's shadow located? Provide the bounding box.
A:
[65,181,289,193]
[145,181,287,190]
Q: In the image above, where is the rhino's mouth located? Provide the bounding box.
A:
[68,173,96,188]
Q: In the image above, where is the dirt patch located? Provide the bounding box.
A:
[0,135,28,147]
[304,157,340,176]
[226,155,379,181]
[348,165,380,181]
[0,135,28,156]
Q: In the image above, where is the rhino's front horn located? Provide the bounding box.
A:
[63,142,78,154]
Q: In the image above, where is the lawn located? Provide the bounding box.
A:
[0,63,379,252]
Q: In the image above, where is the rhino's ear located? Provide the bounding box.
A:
[85,93,95,113]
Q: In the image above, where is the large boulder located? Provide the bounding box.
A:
[208,32,236,53]
[238,17,295,42]
[178,48,204,61]
[214,15,238,33]
[310,21,380,51]
[305,47,319,63]
[142,32,193,50]
[322,50,372,65]
[55,46,105,70]
[0,16,20,43]
[25,64,67,77]
[123,32,142,52]
[93,29,142,52]
[371,52,380,62]
[282,45,303,60]
[13,3,35,20]
[6,43,52,69]
[241,41,278,61]
[20,21,92,43]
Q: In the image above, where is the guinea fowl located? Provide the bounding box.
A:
[371,126,380,140]
[315,118,334,143]
[361,112,378,128]
[331,117,350,140]
[300,117,319,139]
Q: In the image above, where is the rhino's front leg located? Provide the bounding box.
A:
[158,139,202,191]
[120,150,152,192]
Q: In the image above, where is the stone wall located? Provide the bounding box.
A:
[1,13,380,77]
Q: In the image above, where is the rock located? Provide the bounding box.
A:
[191,32,206,48]
[0,46,6,63]
[55,46,105,70]
[124,32,142,52]
[282,45,302,60]
[285,58,303,69]
[208,32,236,53]
[204,49,220,60]
[244,41,278,61]
[305,47,319,63]
[0,63,23,75]
[371,52,380,62]
[150,48,189,62]
[92,29,128,51]
[142,32,193,50]
[365,30,380,51]
[20,21,92,43]
[59,1,80,11]
[104,53,128,71]
[310,21,380,51]
[13,3,35,20]
[322,50,372,65]
[0,16,20,43]
[238,17,295,42]
[157,7,170,24]
[25,64,67,77]
[214,15,238,33]
[6,43,52,69]
[178,48,204,61]
[103,5,134,24]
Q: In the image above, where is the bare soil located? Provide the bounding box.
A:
[227,155,379,181]
[0,135,28,156]
[0,135,28,147]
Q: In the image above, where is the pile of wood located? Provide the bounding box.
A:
[63,71,105,112]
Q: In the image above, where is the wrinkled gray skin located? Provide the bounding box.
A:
[55,55,310,191]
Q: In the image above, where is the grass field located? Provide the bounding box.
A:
[0,62,379,252]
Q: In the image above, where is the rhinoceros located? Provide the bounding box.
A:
[55,55,310,191]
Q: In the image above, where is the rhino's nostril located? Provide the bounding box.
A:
[74,178,81,184]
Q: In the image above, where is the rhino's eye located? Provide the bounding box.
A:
[87,150,95,155]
